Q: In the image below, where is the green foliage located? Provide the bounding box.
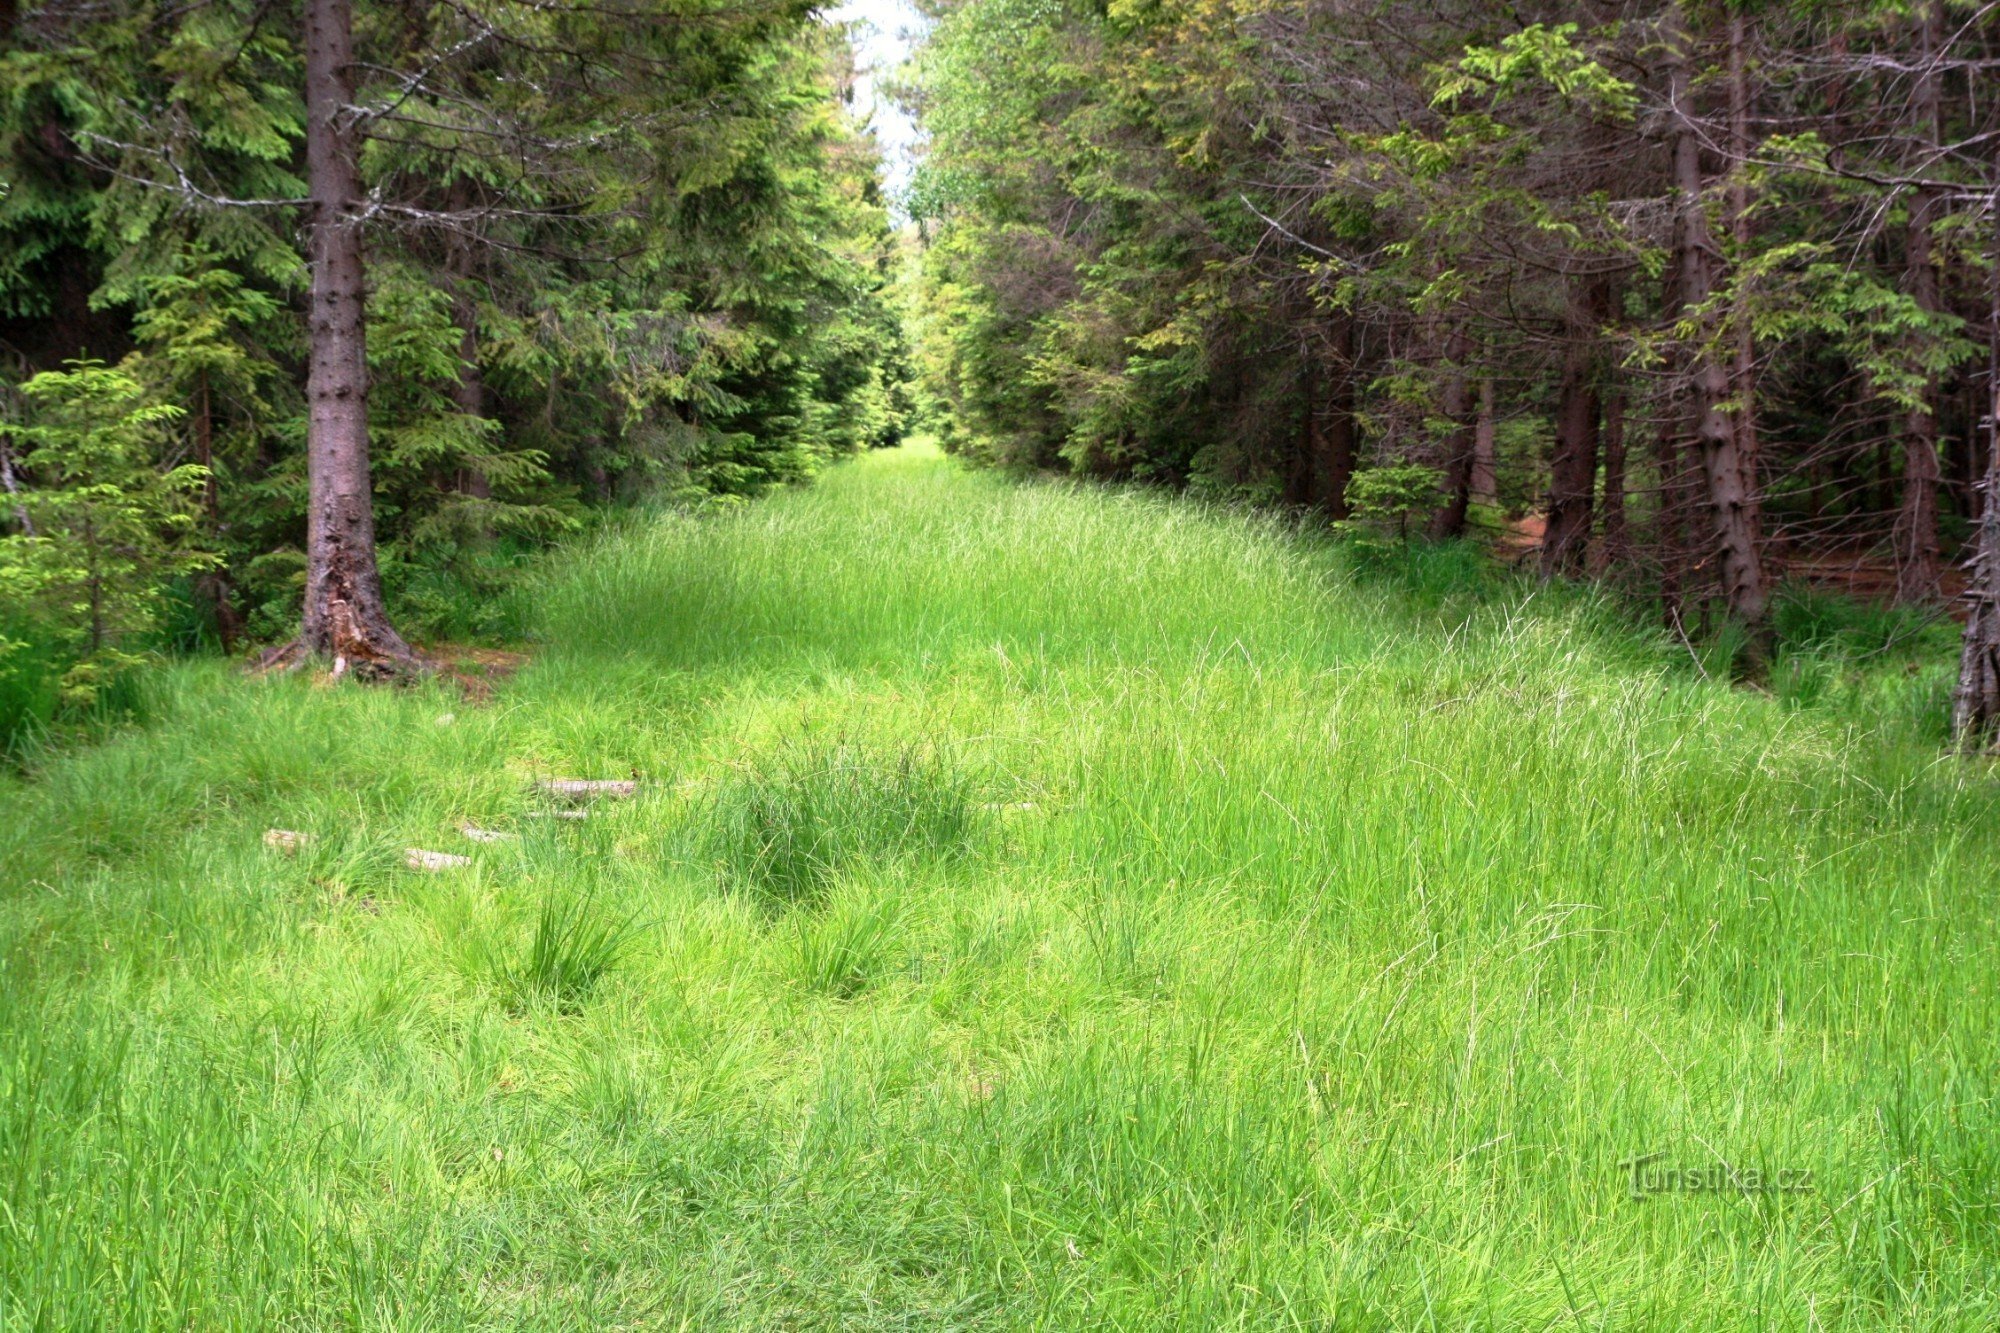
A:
[1340,462,1444,543]
[0,363,213,729]
[1435,24,1638,120]
[1,0,906,658]
[900,0,1997,682]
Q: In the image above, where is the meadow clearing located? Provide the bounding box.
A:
[3,443,1997,1328]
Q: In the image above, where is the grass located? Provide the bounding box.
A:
[2,439,1997,1328]
[708,736,978,906]
[492,889,636,1014]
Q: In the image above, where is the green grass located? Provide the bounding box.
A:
[2,441,1997,1328]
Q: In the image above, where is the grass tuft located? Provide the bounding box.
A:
[792,883,905,997]
[494,890,633,1012]
[708,736,976,905]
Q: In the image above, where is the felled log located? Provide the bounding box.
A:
[404,848,472,871]
[532,778,638,803]
[459,823,518,843]
[263,829,312,855]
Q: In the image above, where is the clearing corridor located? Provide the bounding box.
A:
[2,443,1997,1327]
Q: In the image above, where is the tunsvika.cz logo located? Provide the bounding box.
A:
[1619,1152,1816,1200]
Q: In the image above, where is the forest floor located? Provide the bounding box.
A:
[4,441,1998,1328]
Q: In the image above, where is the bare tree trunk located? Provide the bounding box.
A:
[1287,345,1316,506]
[1669,4,1767,637]
[1321,319,1359,519]
[1955,417,2000,749]
[446,178,492,501]
[1430,324,1475,539]
[1727,11,1764,587]
[1657,417,1691,630]
[0,431,32,535]
[189,371,243,650]
[1542,280,1605,577]
[1597,381,1629,572]
[297,0,418,673]
[1896,0,1944,603]
[1471,375,1497,504]
[1951,175,2000,750]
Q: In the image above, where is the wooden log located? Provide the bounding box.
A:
[459,823,517,843]
[404,848,472,871]
[532,778,638,803]
[263,829,312,855]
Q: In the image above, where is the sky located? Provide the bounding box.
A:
[828,0,927,201]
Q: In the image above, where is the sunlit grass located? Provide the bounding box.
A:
[2,440,1996,1327]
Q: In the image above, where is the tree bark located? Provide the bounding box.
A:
[1597,381,1628,572]
[1950,172,2000,750]
[1430,324,1475,539]
[1668,4,1767,636]
[1542,280,1606,577]
[1471,375,1497,504]
[298,0,419,672]
[1896,0,1944,603]
[1287,345,1316,506]
[190,371,243,650]
[1321,319,1359,519]
[1727,11,1764,584]
[1656,417,1690,631]
[0,432,32,535]
[446,178,492,500]
[1955,410,2000,750]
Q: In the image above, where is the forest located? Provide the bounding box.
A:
[4,0,2000,1327]
[3,0,1999,742]
[3,0,907,725]
[903,0,2000,735]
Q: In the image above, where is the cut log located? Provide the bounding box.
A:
[263,829,312,855]
[533,778,638,803]
[523,809,590,821]
[405,848,472,871]
[459,823,517,843]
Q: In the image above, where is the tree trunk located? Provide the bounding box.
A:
[1955,415,2000,750]
[1896,0,1944,603]
[1597,381,1628,572]
[1542,280,1606,578]
[1471,375,1497,504]
[0,432,32,535]
[1287,346,1316,506]
[446,179,492,500]
[190,371,243,650]
[1321,320,1359,519]
[1950,174,2000,750]
[1668,4,1767,637]
[1656,418,1691,631]
[1430,324,1475,539]
[1727,11,1764,588]
[298,0,419,672]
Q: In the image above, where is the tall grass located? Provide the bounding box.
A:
[707,736,977,905]
[493,890,635,1012]
[2,440,1996,1327]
